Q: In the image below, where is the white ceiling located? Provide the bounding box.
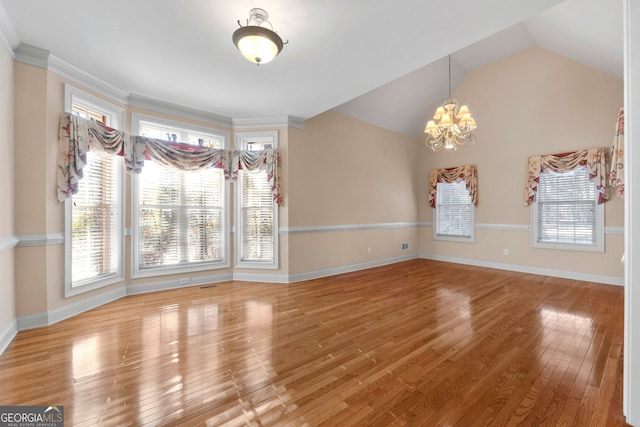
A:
[0,0,623,137]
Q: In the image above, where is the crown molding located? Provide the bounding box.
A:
[233,115,305,130]
[48,54,129,105]
[128,93,233,129]
[11,40,304,131]
[15,44,129,105]
[14,43,49,69]
[0,1,19,55]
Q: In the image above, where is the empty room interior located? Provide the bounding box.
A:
[1,0,639,425]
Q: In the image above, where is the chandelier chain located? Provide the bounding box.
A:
[448,55,451,99]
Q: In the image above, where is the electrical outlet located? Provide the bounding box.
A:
[367,247,372,254]
[401,242,411,250]
[503,249,509,256]
[180,277,190,285]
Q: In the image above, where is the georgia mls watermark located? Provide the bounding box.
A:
[0,406,64,427]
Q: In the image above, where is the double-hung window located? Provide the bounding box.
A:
[433,180,475,242]
[532,165,604,251]
[63,84,125,297]
[132,114,229,277]
[235,131,278,268]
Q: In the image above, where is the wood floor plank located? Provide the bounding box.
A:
[0,259,629,426]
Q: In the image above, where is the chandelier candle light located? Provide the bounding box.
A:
[233,8,285,65]
[424,55,477,151]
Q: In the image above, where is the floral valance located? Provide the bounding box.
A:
[133,136,230,175]
[57,113,282,205]
[429,164,478,208]
[609,107,624,197]
[523,147,609,206]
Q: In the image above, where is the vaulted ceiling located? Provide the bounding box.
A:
[0,0,622,137]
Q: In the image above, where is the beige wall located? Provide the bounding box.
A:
[287,111,420,275]
[13,62,50,316]
[419,46,624,281]
[0,40,15,339]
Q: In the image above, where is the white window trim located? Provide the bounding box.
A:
[531,198,605,252]
[131,113,231,278]
[64,83,126,130]
[132,113,228,141]
[63,84,125,297]
[234,131,279,269]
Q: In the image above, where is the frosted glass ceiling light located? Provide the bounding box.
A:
[425,55,477,151]
[233,8,285,65]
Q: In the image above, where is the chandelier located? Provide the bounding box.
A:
[424,55,477,151]
[232,8,285,65]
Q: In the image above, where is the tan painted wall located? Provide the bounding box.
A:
[13,62,49,316]
[0,40,16,335]
[287,111,420,275]
[419,46,624,280]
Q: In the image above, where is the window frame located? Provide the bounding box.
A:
[63,84,125,297]
[234,131,279,269]
[131,113,231,278]
[432,180,476,243]
[531,166,605,252]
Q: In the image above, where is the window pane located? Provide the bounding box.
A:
[138,165,224,269]
[536,166,597,246]
[71,152,119,285]
[241,169,274,261]
[437,204,472,237]
[435,181,473,239]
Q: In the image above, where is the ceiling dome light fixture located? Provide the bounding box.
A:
[424,55,477,151]
[233,8,285,65]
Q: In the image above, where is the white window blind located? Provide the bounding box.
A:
[240,166,274,262]
[434,181,474,241]
[133,117,228,274]
[138,162,224,267]
[535,166,598,246]
[236,132,278,268]
[70,151,121,286]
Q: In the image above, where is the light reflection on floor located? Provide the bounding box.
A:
[1,261,625,426]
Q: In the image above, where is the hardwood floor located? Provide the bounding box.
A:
[0,259,629,426]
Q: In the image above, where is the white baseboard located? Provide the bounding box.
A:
[16,287,127,330]
[288,255,417,283]
[0,319,17,356]
[419,253,624,286]
[232,272,289,283]
[126,272,233,295]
